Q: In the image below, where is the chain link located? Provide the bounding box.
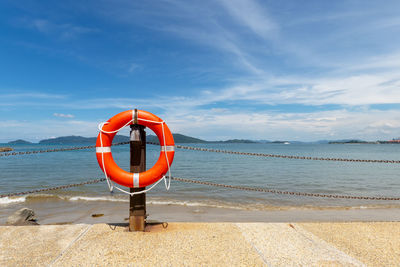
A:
[0,142,130,157]
[3,141,400,163]
[150,143,400,164]
[2,142,399,200]
[0,178,106,198]
[1,176,399,201]
[169,176,400,201]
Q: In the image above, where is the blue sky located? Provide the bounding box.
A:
[1,0,400,142]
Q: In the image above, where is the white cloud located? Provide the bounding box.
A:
[161,108,400,141]
[53,113,75,118]
[28,18,99,39]
[3,107,399,142]
[3,1,400,142]
[0,119,100,142]
[107,0,274,75]
[0,92,66,99]
[128,63,139,73]
[217,0,277,39]
[162,17,264,75]
[344,52,400,72]
[4,50,400,110]
[31,19,51,33]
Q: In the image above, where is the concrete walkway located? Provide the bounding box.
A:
[0,222,399,266]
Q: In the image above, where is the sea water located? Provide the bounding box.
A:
[1,142,400,210]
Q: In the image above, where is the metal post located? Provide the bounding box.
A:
[129,124,146,231]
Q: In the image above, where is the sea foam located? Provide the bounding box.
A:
[0,196,26,205]
[69,196,128,202]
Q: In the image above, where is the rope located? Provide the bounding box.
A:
[99,126,115,192]
[97,112,172,196]
[1,176,399,201]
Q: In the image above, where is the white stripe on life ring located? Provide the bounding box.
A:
[133,173,140,188]
[161,146,175,152]
[96,147,111,153]
[132,109,136,123]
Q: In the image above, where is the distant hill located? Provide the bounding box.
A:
[172,133,207,143]
[35,135,384,145]
[329,139,377,144]
[8,139,32,144]
[39,135,130,144]
[39,134,204,144]
[40,133,378,145]
[150,134,257,144]
[210,139,258,144]
[257,140,271,143]
[38,133,265,145]
[313,139,361,144]
[147,133,207,144]
[40,136,96,144]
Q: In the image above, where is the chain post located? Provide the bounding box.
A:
[129,123,147,232]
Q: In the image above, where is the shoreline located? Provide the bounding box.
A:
[1,198,400,225]
[2,191,400,210]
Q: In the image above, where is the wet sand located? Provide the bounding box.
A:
[1,199,400,225]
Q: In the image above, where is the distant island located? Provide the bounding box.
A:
[38,134,257,144]
[8,139,32,145]
[328,140,378,144]
[329,138,400,144]
[142,135,257,144]
[211,139,258,144]
[5,135,400,145]
[377,138,400,144]
[39,135,130,144]
[147,133,207,144]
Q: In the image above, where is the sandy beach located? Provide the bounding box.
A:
[1,222,399,266]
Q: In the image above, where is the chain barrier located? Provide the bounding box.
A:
[169,177,400,201]
[0,142,129,157]
[2,142,399,200]
[0,178,106,198]
[1,176,399,201]
[2,141,400,163]
[148,142,400,164]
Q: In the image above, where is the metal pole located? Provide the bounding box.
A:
[129,124,146,231]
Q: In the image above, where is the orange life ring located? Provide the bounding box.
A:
[96,110,175,188]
